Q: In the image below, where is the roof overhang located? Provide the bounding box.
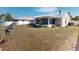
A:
[35,16,61,19]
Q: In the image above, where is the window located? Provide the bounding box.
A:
[42,18,48,25]
[50,18,55,24]
[36,19,40,24]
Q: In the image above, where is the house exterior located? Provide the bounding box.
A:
[0,16,35,26]
[35,11,70,27]
[15,17,35,25]
[0,11,70,27]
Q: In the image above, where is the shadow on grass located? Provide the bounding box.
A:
[75,29,79,51]
[27,24,42,28]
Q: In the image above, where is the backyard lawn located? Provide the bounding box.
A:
[0,26,78,51]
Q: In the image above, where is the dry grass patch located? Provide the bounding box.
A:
[0,26,78,51]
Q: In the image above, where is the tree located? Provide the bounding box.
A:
[0,13,13,21]
[70,16,79,21]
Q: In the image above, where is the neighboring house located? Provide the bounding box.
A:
[35,11,70,27]
[15,17,35,25]
[0,16,35,26]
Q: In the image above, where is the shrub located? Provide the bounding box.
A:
[68,22,75,26]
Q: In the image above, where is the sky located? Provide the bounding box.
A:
[0,7,79,18]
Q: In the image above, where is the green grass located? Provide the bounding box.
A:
[0,26,78,51]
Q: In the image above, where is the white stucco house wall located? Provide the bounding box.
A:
[15,21,30,25]
[15,17,35,25]
[61,12,70,27]
[35,11,70,27]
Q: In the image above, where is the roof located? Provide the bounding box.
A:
[16,16,34,20]
[35,12,69,19]
[35,15,62,19]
